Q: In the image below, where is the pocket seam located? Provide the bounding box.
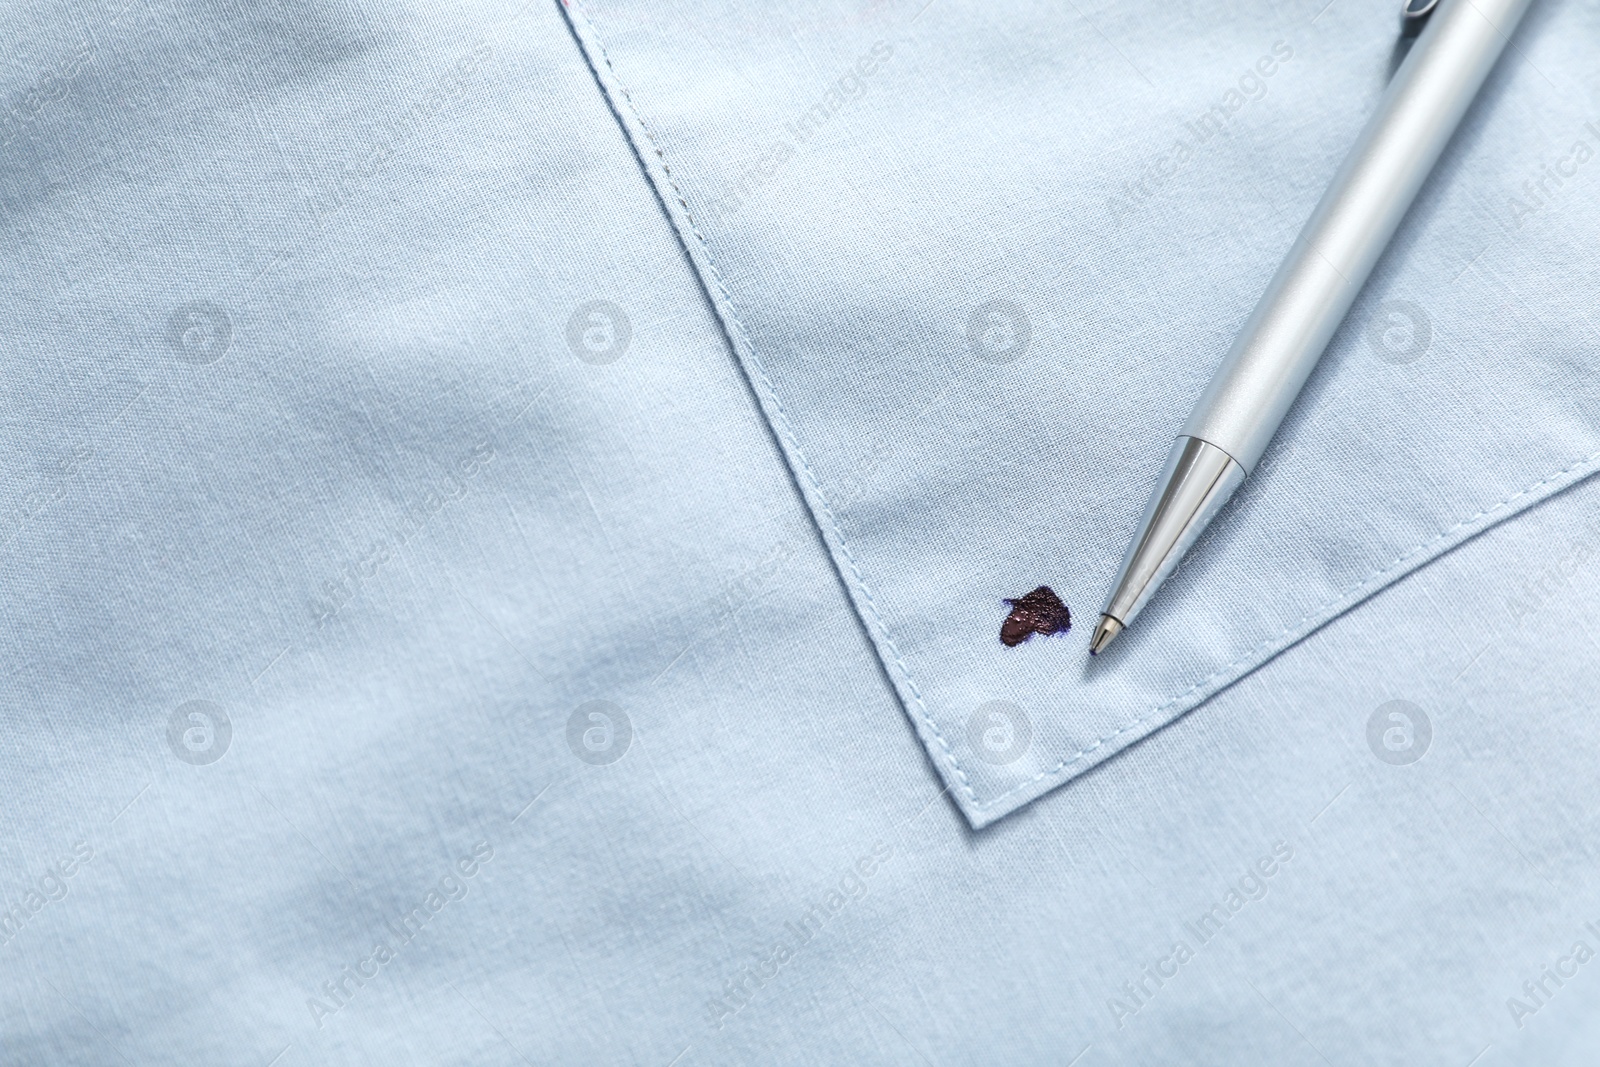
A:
[559,0,1600,821]
[969,444,1600,811]
[559,0,981,803]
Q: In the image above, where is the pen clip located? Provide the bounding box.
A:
[1401,0,1440,34]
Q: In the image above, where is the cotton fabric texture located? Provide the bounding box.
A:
[565,0,1600,826]
[2,0,1599,1064]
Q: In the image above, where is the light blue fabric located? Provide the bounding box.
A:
[565,0,1600,825]
[2,0,1599,1064]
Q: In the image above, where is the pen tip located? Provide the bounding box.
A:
[1089,615,1123,656]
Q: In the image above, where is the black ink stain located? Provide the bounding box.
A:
[1000,586,1072,647]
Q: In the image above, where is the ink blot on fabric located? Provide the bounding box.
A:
[1000,586,1072,647]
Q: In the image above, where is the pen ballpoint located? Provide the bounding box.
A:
[1090,0,1535,656]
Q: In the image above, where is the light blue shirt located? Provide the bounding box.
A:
[3,0,1598,1063]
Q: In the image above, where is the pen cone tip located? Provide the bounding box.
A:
[1089,615,1123,656]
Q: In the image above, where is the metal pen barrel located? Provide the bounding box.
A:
[1183,0,1535,469]
[1092,0,1535,653]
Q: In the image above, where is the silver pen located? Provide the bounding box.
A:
[1091,0,1535,656]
